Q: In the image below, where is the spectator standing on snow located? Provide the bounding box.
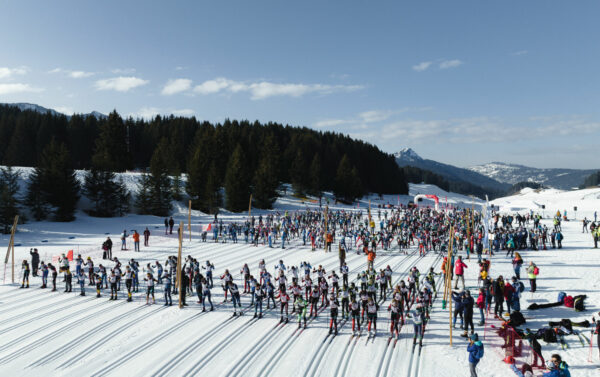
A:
[133,230,140,252]
[29,248,40,276]
[169,217,175,234]
[454,255,468,290]
[527,262,538,293]
[120,230,128,250]
[143,227,150,246]
[164,218,169,234]
[467,333,484,377]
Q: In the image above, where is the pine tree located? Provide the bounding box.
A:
[291,149,308,196]
[83,169,130,217]
[171,172,183,201]
[309,153,322,198]
[186,131,214,209]
[135,173,153,214]
[92,111,131,172]
[225,144,251,212]
[334,155,363,203]
[204,162,222,214]
[26,140,80,221]
[252,134,280,209]
[0,167,21,233]
[148,140,173,216]
[26,167,49,221]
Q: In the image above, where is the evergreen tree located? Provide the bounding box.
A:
[204,162,222,214]
[147,140,173,216]
[290,149,308,196]
[83,169,130,217]
[252,134,280,209]
[135,173,153,215]
[225,144,251,212]
[171,172,183,201]
[0,167,21,233]
[186,130,214,209]
[26,168,49,221]
[26,140,80,221]
[92,111,131,171]
[309,153,322,198]
[334,155,364,203]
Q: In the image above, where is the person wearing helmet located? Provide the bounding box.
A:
[296,295,308,329]
[123,266,133,302]
[20,260,30,288]
[329,292,340,335]
[84,257,95,286]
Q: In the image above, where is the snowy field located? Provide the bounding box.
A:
[1,184,599,376]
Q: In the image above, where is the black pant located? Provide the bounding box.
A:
[52,274,57,290]
[530,279,537,292]
[494,297,504,316]
[464,314,474,332]
[32,264,39,276]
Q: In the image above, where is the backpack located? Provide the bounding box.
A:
[542,328,557,343]
[517,281,525,293]
[557,291,567,303]
[475,344,484,359]
[574,297,585,312]
[564,295,574,308]
[533,266,539,276]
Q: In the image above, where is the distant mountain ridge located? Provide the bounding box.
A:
[395,148,511,194]
[1,102,106,119]
[467,162,595,190]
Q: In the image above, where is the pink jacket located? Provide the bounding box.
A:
[455,260,467,275]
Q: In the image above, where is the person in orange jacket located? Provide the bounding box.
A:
[133,230,140,252]
[366,248,376,270]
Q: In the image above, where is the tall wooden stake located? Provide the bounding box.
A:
[324,205,328,251]
[448,227,454,346]
[4,216,18,283]
[177,221,183,308]
[248,194,252,221]
[188,200,192,242]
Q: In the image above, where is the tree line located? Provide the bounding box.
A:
[0,105,408,230]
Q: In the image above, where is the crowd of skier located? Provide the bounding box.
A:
[15,204,591,377]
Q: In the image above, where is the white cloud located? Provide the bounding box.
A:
[412,61,432,72]
[49,67,95,78]
[111,68,136,74]
[161,78,192,95]
[0,83,43,95]
[172,108,195,116]
[511,50,528,56]
[193,77,362,100]
[95,76,149,92]
[314,119,351,128]
[0,66,28,79]
[130,107,196,120]
[439,59,463,69]
[69,70,94,78]
[359,110,394,123]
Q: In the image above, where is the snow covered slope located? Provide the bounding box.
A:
[468,162,595,190]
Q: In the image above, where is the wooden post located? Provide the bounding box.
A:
[448,226,454,346]
[177,221,183,308]
[248,194,252,221]
[324,206,328,251]
[4,216,18,283]
[188,200,192,242]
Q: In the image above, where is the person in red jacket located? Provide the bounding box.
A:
[504,281,515,315]
[476,288,486,325]
[454,255,468,290]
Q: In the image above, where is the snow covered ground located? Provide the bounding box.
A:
[0,184,598,376]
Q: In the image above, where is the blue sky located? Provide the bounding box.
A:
[0,1,598,169]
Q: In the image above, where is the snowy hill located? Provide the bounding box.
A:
[468,162,596,190]
[394,148,511,193]
[0,102,107,119]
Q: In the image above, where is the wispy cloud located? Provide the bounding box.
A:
[439,59,463,69]
[0,66,28,79]
[110,68,136,74]
[130,107,196,120]
[511,50,528,56]
[412,61,432,72]
[54,106,75,115]
[95,76,149,92]
[0,83,43,95]
[161,78,192,95]
[314,108,431,130]
[193,77,363,100]
[50,68,95,78]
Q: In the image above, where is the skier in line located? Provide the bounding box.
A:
[366,297,379,335]
[163,272,173,306]
[296,295,308,329]
[144,272,157,304]
[329,293,340,335]
[230,282,242,316]
[109,270,118,300]
[279,290,290,323]
[351,297,361,334]
[124,266,134,302]
[20,260,30,288]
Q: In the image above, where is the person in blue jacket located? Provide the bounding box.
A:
[467,333,484,377]
[542,354,570,377]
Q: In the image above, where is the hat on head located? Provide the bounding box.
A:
[469,333,478,341]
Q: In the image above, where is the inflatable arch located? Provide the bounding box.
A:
[413,194,440,211]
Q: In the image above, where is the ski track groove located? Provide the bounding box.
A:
[251,255,398,377]
[186,249,369,377]
[306,250,420,377]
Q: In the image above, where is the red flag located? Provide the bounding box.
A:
[67,250,73,261]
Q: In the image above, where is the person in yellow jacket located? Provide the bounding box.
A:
[592,226,599,248]
[527,262,538,293]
